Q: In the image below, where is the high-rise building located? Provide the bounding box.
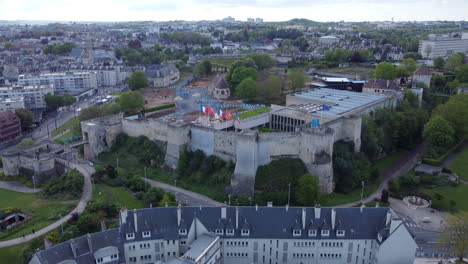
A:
[0,110,22,143]
[0,85,54,109]
[18,72,98,95]
[30,206,418,264]
[418,33,468,58]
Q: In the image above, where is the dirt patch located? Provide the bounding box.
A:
[140,88,175,108]
[189,77,212,87]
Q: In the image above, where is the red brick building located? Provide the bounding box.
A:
[0,111,22,143]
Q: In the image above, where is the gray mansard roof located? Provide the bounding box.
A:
[145,64,178,78]
[120,206,391,241]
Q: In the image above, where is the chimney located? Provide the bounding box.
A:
[386,79,390,88]
[120,209,128,225]
[87,233,93,252]
[286,204,289,212]
[221,204,227,219]
[133,209,138,232]
[267,201,273,207]
[386,210,392,226]
[331,208,336,230]
[302,208,306,230]
[177,203,182,226]
[70,240,77,258]
[360,204,365,214]
[255,204,258,211]
[375,202,380,208]
[314,205,321,219]
[235,206,239,229]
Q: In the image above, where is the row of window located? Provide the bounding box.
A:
[293,229,345,237]
[320,253,343,258]
[215,229,249,236]
[293,241,315,247]
[95,254,118,263]
[225,252,249,257]
[225,241,249,247]
[292,253,314,258]
[321,241,344,247]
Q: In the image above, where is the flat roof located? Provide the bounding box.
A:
[289,88,388,118]
[321,77,350,82]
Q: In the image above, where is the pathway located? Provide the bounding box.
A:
[143,178,223,207]
[440,140,468,168]
[0,161,94,248]
[0,180,41,193]
[338,143,424,207]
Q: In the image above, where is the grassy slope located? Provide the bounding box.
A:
[373,151,406,174]
[51,116,79,137]
[422,184,468,212]
[0,242,31,263]
[448,147,468,181]
[93,184,144,209]
[207,58,237,66]
[0,188,75,241]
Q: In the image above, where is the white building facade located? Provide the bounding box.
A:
[419,33,468,58]
[0,97,25,112]
[0,85,54,109]
[18,72,98,95]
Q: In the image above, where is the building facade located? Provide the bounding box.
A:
[0,85,54,109]
[145,64,180,88]
[412,65,432,88]
[30,206,418,264]
[18,72,98,95]
[0,110,22,143]
[0,97,25,112]
[362,79,401,95]
[418,33,468,58]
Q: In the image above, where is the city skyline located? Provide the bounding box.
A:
[0,0,467,22]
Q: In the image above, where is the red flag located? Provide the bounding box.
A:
[207,106,216,117]
[226,109,234,121]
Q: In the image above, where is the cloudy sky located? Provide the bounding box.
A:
[0,0,466,22]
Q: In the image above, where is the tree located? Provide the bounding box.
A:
[118,91,144,113]
[230,67,258,88]
[296,174,320,206]
[62,93,76,106]
[445,53,464,72]
[245,54,275,70]
[455,64,468,83]
[79,106,105,121]
[423,45,432,58]
[128,39,142,49]
[423,115,455,158]
[15,109,34,129]
[350,51,363,63]
[433,94,468,140]
[440,212,468,262]
[433,57,445,70]
[403,52,422,60]
[158,193,176,207]
[235,78,257,99]
[18,138,35,149]
[257,75,282,100]
[288,71,305,91]
[374,62,396,80]
[380,189,389,203]
[194,60,212,76]
[44,93,63,109]
[401,58,417,75]
[128,71,149,90]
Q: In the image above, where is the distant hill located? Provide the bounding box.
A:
[287,18,320,25]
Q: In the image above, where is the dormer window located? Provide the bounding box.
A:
[377,232,382,242]
[241,229,250,236]
[293,230,302,236]
[321,230,330,236]
[216,229,224,235]
[179,229,187,235]
[142,231,151,238]
[337,230,345,237]
[226,229,234,236]
[126,233,135,240]
[308,230,317,236]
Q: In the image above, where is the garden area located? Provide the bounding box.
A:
[448,146,468,181]
[238,108,271,119]
[93,184,144,209]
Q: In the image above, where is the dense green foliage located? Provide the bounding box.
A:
[423,116,456,158]
[288,70,306,90]
[115,44,189,66]
[296,174,320,206]
[43,170,84,200]
[255,158,308,206]
[238,108,271,119]
[224,28,303,43]
[177,149,233,187]
[374,62,396,80]
[112,134,165,167]
[434,57,445,70]
[161,32,212,46]
[118,91,144,113]
[43,42,76,55]
[244,54,275,70]
[194,60,212,76]
[128,71,149,89]
[235,77,257,99]
[44,93,76,109]
[256,75,281,100]
[15,109,34,129]
[18,138,35,149]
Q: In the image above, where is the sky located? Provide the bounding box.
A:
[0,0,467,22]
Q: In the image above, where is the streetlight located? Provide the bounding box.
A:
[288,183,291,206]
[360,181,365,205]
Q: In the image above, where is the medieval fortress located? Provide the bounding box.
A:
[82,87,403,194]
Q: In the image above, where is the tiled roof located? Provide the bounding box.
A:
[414,65,431,76]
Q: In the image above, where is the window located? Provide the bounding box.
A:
[226,229,234,236]
[216,229,223,235]
[181,240,186,245]
[293,230,301,236]
[308,230,317,236]
[179,229,187,235]
[321,230,330,236]
[241,229,250,236]
[126,233,135,240]
[142,231,151,238]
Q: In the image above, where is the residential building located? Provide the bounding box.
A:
[0,85,53,109]
[412,65,432,88]
[0,111,22,143]
[255,18,264,24]
[30,206,418,264]
[0,97,25,112]
[319,36,339,45]
[145,64,180,88]
[362,79,401,94]
[418,33,468,58]
[222,16,236,23]
[18,72,98,95]
[72,66,125,87]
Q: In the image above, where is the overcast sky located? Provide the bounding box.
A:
[0,0,467,22]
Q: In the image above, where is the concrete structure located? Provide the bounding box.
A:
[208,74,230,99]
[30,206,418,264]
[1,139,76,182]
[0,85,53,109]
[362,79,400,95]
[18,72,98,95]
[72,66,127,87]
[319,36,339,45]
[418,33,468,58]
[412,65,432,88]
[0,97,25,112]
[0,110,22,143]
[146,64,180,88]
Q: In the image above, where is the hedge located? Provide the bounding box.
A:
[125,103,176,117]
[423,139,466,166]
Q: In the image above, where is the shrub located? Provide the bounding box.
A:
[43,170,84,199]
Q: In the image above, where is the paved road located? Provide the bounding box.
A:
[337,143,424,207]
[0,180,41,193]
[0,161,94,248]
[143,178,223,207]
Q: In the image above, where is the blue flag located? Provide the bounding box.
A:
[322,104,331,111]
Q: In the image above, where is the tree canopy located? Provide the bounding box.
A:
[15,108,34,129]
[194,60,212,77]
[128,71,149,90]
[44,93,76,109]
[118,91,145,113]
[235,78,257,99]
[230,66,259,89]
[374,62,396,80]
[296,174,320,206]
[423,115,455,158]
[288,70,306,91]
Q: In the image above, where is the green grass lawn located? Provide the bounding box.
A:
[207,58,237,67]
[0,188,75,241]
[0,241,32,263]
[238,108,271,119]
[93,184,144,209]
[51,116,79,137]
[421,184,468,212]
[320,180,380,206]
[373,151,406,174]
[448,147,468,181]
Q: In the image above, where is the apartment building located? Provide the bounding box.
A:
[0,111,22,143]
[418,33,468,58]
[71,66,130,87]
[30,206,418,264]
[0,97,25,112]
[0,85,53,109]
[18,72,98,95]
